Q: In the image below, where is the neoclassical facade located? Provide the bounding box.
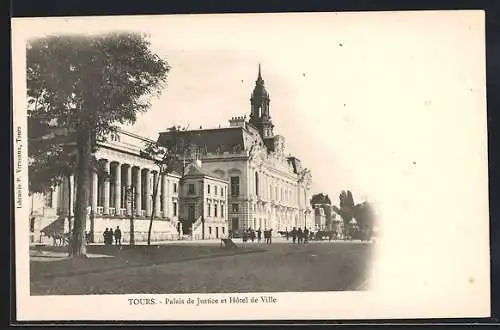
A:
[30,131,183,244]
[158,66,313,234]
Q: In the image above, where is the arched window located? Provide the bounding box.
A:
[255,171,259,196]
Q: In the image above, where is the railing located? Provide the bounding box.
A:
[140,210,146,217]
[109,208,116,216]
[96,207,104,215]
[119,208,127,216]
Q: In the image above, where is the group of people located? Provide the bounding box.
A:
[242,227,274,244]
[285,227,310,244]
[103,226,121,246]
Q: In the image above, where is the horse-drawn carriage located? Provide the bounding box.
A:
[39,216,71,246]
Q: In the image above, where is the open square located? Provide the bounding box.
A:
[30,240,373,295]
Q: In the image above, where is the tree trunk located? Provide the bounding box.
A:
[147,172,161,246]
[71,127,91,258]
[89,210,95,243]
[130,215,135,246]
[67,175,72,234]
[130,187,135,246]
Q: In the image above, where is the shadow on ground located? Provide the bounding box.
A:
[30,244,265,281]
[30,242,374,295]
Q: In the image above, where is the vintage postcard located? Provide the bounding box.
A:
[12,11,490,321]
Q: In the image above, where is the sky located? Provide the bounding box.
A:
[13,11,486,209]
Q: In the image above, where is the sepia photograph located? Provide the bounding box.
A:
[13,11,490,321]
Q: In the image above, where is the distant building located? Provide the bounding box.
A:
[314,205,326,230]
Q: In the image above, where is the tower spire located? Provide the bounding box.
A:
[249,63,274,139]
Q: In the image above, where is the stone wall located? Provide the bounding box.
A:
[88,217,180,243]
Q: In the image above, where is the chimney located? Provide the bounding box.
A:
[229,116,246,127]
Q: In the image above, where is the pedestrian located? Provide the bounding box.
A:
[268,228,273,244]
[304,227,309,244]
[297,227,303,244]
[285,229,289,241]
[291,227,297,244]
[257,228,262,242]
[103,228,109,245]
[114,226,122,246]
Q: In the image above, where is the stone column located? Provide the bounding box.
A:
[162,174,168,218]
[103,160,110,214]
[126,165,132,215]
[135,167,142,216]
[145,169,151,217]
[115,162,121,215]
[154,172,161,217]
[91,171,98,213]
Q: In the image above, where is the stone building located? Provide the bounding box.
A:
[179,160,229,240]
[314,205,326,230]
[30,130,183,244]
[158,66,313,235]
[29,65,312,243]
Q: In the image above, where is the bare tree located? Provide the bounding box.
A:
[140,126,190,246]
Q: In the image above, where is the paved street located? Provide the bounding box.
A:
[30,240,373,295]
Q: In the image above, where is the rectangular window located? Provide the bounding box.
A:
[208,184,211,194]
[173,183,177,193]
[207,203,211,216]
[45,188,53,208]
[209,227,212,235]
[221,204,224,217]
[230,176,240,196]
[173,202,177,216]
[221,187,224,197]
[232,217,239,230]
[214,204,218,217]
[232,203,239,213]
[188,184,195,195]
[214,186,218,195]
[222,227,225,234]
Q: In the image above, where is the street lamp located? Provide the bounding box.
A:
[125,186,136,246]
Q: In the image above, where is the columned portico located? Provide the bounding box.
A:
[154,171,161,217]
[90,161,180,220]
[135,167,142,216]
[103,160,110,215]
[125,165,132,215]
[144,169,152,217]
[91,171,98,213]
[114,162,121,216]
